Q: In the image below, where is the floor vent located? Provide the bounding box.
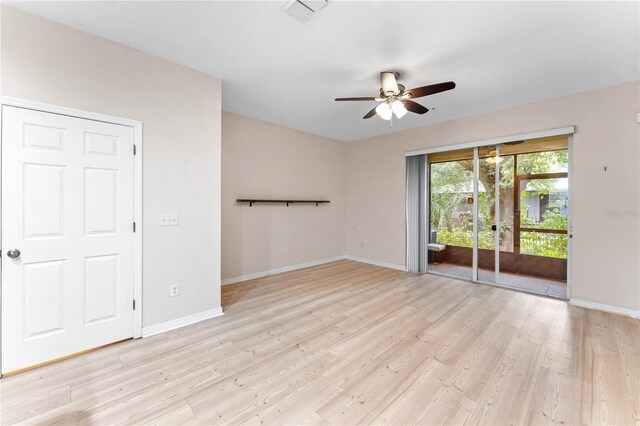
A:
[282,0,329,23]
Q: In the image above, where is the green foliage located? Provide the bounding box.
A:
[436,229,494,250]
[539,205,568,230]
[430,149,568,259]
[517,151,568,175]
[430,161,474,231]
[436,227,567,259]
[520,232,567,259]
[519,205,568,258]
[431,192,468,230]
[522,204,568,230]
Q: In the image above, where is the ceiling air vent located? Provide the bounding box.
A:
[282,0,329,23]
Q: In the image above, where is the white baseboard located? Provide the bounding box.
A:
[569,298,640,319]
[221,255,407,286]
[142,307,224,337]
[344,255,407,272]
[221,256,347,286]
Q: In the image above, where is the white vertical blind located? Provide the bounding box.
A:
[406,154,427,273]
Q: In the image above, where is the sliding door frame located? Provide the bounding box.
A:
[409,126,575,298]
[406,126,575,157]
[494,144,501,285]
[567,135,574,299]
[472,147,479,282]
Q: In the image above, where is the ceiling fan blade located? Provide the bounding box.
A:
[406,81,456,99]
[403,100,429,115]
[363,107,377,119]
[335,97,377,101]
[380,72,399,95]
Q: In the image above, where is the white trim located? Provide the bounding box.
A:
[344,255,407,271]
[0,96,141,127]
[405,126,576,157]
[569,298,640,319]
[222,255,407,286]
[472,147,479,282]
[0,96,144,340]
[566,135,573,300]
[133,124,143,338]
[221,256,347,286]
[142,307,224,338]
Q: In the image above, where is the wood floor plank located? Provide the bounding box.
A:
[0,385,70,424]
[523,366,582,426]
[1,260,638,425]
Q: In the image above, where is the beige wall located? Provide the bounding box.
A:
[346,81,640,311]
[1,6,222,327]
[3,6,637,317]
[222,112,345,281]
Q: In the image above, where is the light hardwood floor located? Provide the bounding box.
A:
[1,260,638,425]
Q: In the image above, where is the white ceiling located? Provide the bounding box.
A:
[9,1,639,142]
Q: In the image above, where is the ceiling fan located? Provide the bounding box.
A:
[335,71,456,122]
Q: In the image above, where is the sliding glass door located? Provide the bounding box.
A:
[427,148,474,281]
[475,145,514,285]
[426,136,569,298]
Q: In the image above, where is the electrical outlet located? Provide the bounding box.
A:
[169,284,179,297]
[160,214,179,226]
[284,248,290,255]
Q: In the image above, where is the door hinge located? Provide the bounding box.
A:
[133,221,136,232]
[133,300,136,310]
[133,144,137,155]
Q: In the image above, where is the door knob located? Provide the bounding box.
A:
[6,249,21,259]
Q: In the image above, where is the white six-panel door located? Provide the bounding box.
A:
[1,106,135,374]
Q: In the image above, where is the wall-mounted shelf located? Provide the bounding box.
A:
[237,199,330,207]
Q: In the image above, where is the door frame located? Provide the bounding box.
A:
[0,96,144,360]
[408,126,574,299]
[514,171,569,252]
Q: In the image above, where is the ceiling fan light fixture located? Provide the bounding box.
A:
[375,103,392,120]
[392,100,407,118]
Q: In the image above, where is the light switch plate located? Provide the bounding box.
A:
[160,213,179,226]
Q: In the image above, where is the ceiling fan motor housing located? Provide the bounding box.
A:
[380,71,402,96]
